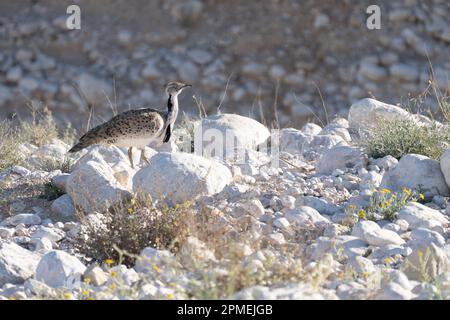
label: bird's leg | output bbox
[140,149,150,166]
[128,147,134,169]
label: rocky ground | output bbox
[1,97,450,300]
[0,0,449,128]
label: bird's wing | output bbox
[69,108,165,152]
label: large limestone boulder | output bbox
[380,154,449,196]
[133,152,232,204]
[67,146,134,213]
[0,242,41,286]
[398,202,449,230]
[194,114,270,156]
[35,250,86,288]
[348,98,434,132]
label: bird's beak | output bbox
[183,84,192,88]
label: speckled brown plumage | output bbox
[68,81,191,168]
[68,108,165,152]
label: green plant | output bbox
[357,118,450,160]
[347,187,424,222]
[75,197,200,266]
[39,182,65,201]
[0,120,23,171]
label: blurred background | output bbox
[0,0,449,130]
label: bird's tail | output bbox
[68,127,102,153]
[68,142,88,153]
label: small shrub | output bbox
[357,118,450,160]
[39,182,65,201]
[75,197,201,266]
[0,120,22,171]
[347,187,423,222]
[31,156,74,173]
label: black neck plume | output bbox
[167,95,173,113]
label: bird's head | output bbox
[165,81,191,96]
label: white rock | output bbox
[0,242,40,286]
[348,98,410,132]
[310,235,368,260]
[302,123,322,135]
[31,237,53,253]
[273,217,290,229]
[347,256,376,275]
[134,247,175,273]
[1,214,41,227]
[195,114,270,155]
[241,199,265,217]
[51,173,70,193]
[50,195,77,222]
[398,202,448,229]
[31,226,65,244]
[410,228,446,247]
[351,220,380,239]
[32,140,69,158]
[380,154,449,196]
[297,196,338,215]
[35,250,86,288]
[316,146,366,175]
[133,152,232,204]
[67,156,132,213]
[364,229,405,247]
[0,227,15,239]
[439,148,450,189]
[360,171,382,190]
[307,134,347,155]
[83,265,108,286]
[373,155,398,171]
[352,220,405,246]
[376,283,415,300]
[280,195,296,209]
[24,279,55,297]
[285,206,330,227]
[178,236,216,268]
[279,128,313,154]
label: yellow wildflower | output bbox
[402,187,411,195]
[82,290,90,296]
[348,204,356,210]
[167,293,174,299]
[63,293,72,299]
[418,193,425,200]
[83,277,91,284]
[110,271,117,277]
[381,188,391,194]
[152,265,161,273]
[127,207,133,214]
[417,249,423,259]
[383,257,392,264]
[105,259,113,265]
[358,209,366,220]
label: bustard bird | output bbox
[68,81,191,168]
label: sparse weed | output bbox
[347,187,423,222]
[357,118,450,160]
[75,196,202,266]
